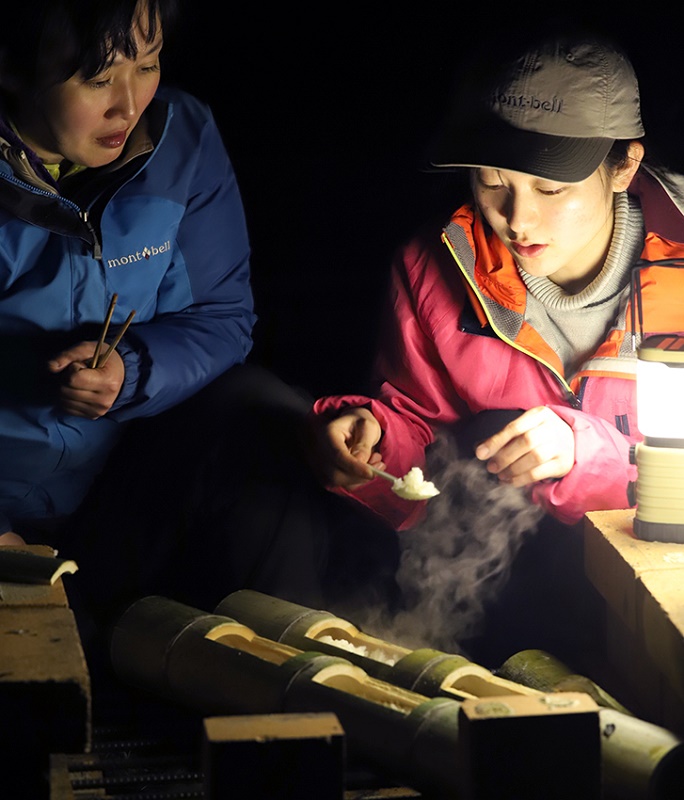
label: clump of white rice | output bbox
[392,467,440,501]
[317,635,400,665]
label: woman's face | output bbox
[12,17,162,169]
[472,159,636,293]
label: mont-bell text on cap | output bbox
[489,41,644,140]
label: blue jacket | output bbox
[0,86,255,532]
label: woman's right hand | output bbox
[306,406,384,489]
[0,531,27,546]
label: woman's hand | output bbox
[48,342,125,419]
[307,407,385,489]
[0,531,26,546]
[474,406,575,486]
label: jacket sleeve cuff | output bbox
[107,338,144,413]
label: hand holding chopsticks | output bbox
[90,294,136,369]
[46,294,135,418]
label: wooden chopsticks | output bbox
[90,294,136,368]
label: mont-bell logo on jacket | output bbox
[106,240,171,269]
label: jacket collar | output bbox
[0,95,167,192]
[628,166,684,245]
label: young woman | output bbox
[0,0,255,549]
[0,0,362,647]
[0,0,292,639]
[305,34,684,661]
[308,34,684,529]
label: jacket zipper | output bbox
[0,168,102,259]
[444,236,581,408]
[80,210,102,260]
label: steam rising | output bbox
[352,433,544,657]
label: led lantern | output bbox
[631,335,684,543]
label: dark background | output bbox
[164,3,684,398]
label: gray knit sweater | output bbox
[518,192,644,377]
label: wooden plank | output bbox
[203,712,346,799]
[584,510,684,729]
[0,606,91,755]
[603,605,684,732]
[0,606,88,683]
[458,693,601,799]
[0,549,91,796]
[49,754,77,800]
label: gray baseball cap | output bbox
[427,38,645,182]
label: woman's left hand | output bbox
[474,405,575,486]
[47,342,125,419]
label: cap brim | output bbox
[426,115,614,183]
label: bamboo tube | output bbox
[216,591,539,700]
[498,649,632,715]
[110,595,469,798]
[216,591,684,800]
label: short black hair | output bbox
[1,0,180,89]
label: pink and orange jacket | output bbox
[312,167,684,530]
